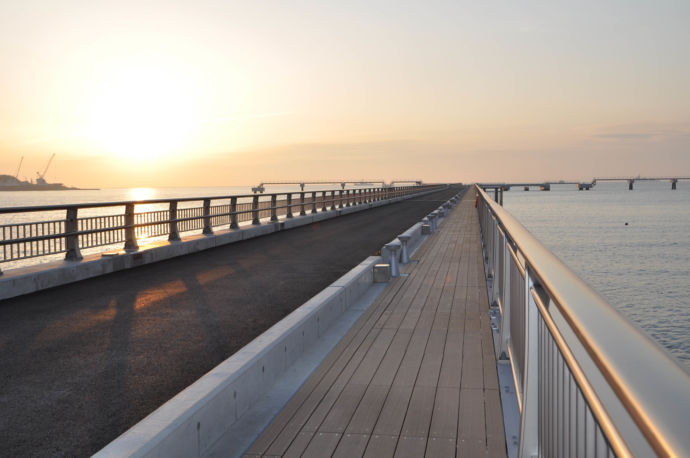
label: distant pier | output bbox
[480,175,689,194]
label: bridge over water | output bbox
[1,183,688,457]
[481,176,690,193]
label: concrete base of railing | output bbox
[0,188,445,301]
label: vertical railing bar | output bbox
[203,199,213,235]
[252,195,260,225]
[230,197,238,229]
[270,194,278,222]
[286,193,293,218]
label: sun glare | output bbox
[85,65,200,160]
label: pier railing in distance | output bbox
[0,185,442,273]
[475,184,690,457]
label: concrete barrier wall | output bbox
[0,187,446,301]
[94,255,380,458]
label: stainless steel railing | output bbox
[0,185,442,273]
[475,184,690,457]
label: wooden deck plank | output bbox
[301,432,342,458]
[425,436,456,457]
[372,384,414,436]
[429,387,460,438]
[282,431,313,458]
[400,385,436,437]
[458,388,486,444]
[394,436,427,458]
[348,328,397,385]
[486,388,508,458]
[333,433,370,458]
[344,384,389,434]
[437,330,463,388]
[460,334,484,390]
[390,328,431,387]
[364,434,398,458]
[415,329,446,387]
[370,329,413,386]
[318,383,368,433]
[246,191,507,457]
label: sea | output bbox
[1,182,688,369]
[503,180,690,370]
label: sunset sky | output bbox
[1,1,689,187]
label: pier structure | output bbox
[593,176,690,190]
[0,184,458,456]
[252,181,424,193]
[252,180,386,193]
[482,176,690,192]
[2,183,689,457]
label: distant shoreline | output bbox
[0,185,99,191]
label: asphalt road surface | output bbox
[0,185,465,457]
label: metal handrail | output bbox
[0,185,444,270]
[0,186,396,213]
[475,184,690,456]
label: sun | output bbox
[84,65,200,160]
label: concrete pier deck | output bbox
[0,186,461,457]
[245,192,505,457]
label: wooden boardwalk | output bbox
[245,192,506,457]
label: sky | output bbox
[1,0,689,188]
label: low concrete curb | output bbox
[0,187,446,301]
[380,189,465,266]
[94,255,381,458]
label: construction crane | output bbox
[36,153,55,185]
[14,156,23,178]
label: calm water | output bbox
[503,181,690,369]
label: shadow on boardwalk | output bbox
[0,186,463,457]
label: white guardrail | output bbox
[475,184,690,457]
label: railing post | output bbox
[202,199,213,235]
[339,190,344,209]
[346,190,351,207]
[330,191,336,210]
[270,194,278,222]
[230,197,238,229]
[252,195,260,225]
[286,193,293,218]
[300,192,306,216]
[124,203,138,251]
[64,207,83,261]
[384,242,401,277]
[498,237,512,360]
[321,191,327,212]
[169,201,180,241]
[311,192,318,214]
[492,219,500,303]
[519,267,539,458]
[398,234,411,264]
